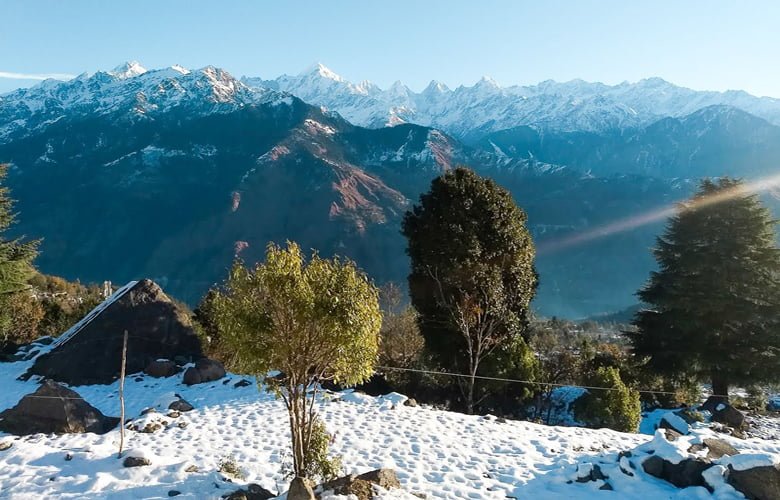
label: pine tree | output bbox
[402,167,537,413]
[628,178,780,400]
[0,164,39,295]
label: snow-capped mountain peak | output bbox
[109,60,147,79]
[300,62,344,82]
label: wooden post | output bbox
[118,330,128,458]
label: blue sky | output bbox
[2,0,779,96]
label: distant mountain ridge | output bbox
[1,62,778,318]
[242,63,780,139]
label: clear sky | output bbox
[2,0,779,96]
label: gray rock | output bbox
[642,455,712,488]
[712,404,747,430]
[123,456,151,467]
[702,438,739,459]
[727,464,780,500]
[0,380,118,435]
[168,398,194,412]
[223,483,274,500]
[0,441,12,451]
[145,359,180,378]
[287,477,315,500]
[183,358,226,385]
[403,398,418,407]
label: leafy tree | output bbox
[575,366,641,432]
[402,167,537,413]
[206,242,381,480]
[629,178,780,401]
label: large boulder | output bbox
[0,380,119,435]
[223,484,275,500]
[727,464,780,499]
[28,280,203,385]
[712,404,747,430]
[642,455,712,488]
[183,358,226,385]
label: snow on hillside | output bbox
[2,352,780,499]
[242,64,780,137]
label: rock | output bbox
[0,380,119,435]
[123,456,151,467]
[183,358,226,386]
[288,477,315,500]
[599,482,614,491]
[28,280,204,385]
[145,359,180,378]
[727,464,780,500]
[712,404,747,430]
[403,398,418,407]
[659,412,690,435]
[700,396,726,413]
[317,469,401,500]
[355,469,401,490]
[0,441,12,451]
[702,438,739,459]
[234,379,252,388]
[642,455,712,488]
[64,453,73,461]
[663,428,684,441]
[168,491,181,497]
[223,484,275,500]
[168,398,194,412]
[140,407,158,415]
[576,463,607,483]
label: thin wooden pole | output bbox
[118,329,128,458]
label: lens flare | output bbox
[537,173,780,255]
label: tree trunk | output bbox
[466,373,475,415]
[711,371,729,403]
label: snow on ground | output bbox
[1,354,780,499]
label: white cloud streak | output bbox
[0,71,76,81]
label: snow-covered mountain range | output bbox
[0,62,285,142]
[244,63,780,139]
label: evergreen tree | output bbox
[402,167,537,413]
[0,164,39,295]
[628,178,780,400]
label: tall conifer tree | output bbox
[629,178,780,400]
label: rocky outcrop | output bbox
[183,358,226,385]
[28,280,203,385]
[0,380,118,435]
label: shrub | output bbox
[575,366,641,433]
[0,290,44,352]
[218,455,245,480]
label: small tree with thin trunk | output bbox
[402,167,537,414]
[207,242,381,480]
